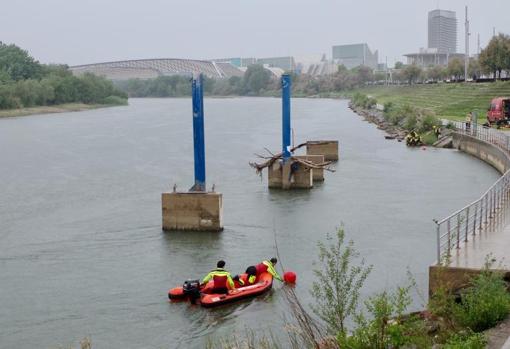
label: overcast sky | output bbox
[1,0,508,66]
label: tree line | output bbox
[0,42,127,110]
[393,33,510,84]
[115,64,377,98]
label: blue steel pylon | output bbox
[281,74,291,162]
[190,74,206,192]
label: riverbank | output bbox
[0,101,128,118]
[349,81,510,121]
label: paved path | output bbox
[450,222,510,270]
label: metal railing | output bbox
[435,121,510,264]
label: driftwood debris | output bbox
[249,142,335,174]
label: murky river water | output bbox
[0,98,500,348]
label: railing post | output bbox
[456,214,461,249]
[473,202,477,235]
[465,207,469,242]
[485,195,489,225]
[447,218,451,256]
[436,222,441,264]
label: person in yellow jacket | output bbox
[255,258,283,282]
[201,260,235,294]
[234,265,258,286]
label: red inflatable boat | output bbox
[168,272,273,307]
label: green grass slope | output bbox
[352,81,510,121]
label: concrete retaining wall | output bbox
[452,132,510,174]
[429,132,510,295]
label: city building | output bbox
[404,48,464,68]
[331,43,379,70]
[403,9,462,68]
[213,56,295,72]
[428,9,458,53]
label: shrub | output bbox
[403,115,418,130]
[365,97,377,109]
[418,114,441,133]
[339,284,430,349]
[383,101,394,114]
[311,228,372,335]
[100,95,128,105]
[453,268,510,332]
[421,132,438,145]
[443,332,487,349]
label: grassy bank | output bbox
[0,100,127,118]
[350,81,510,121]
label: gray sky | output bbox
[1,0,508,66]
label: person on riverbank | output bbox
[201,260,235,294]
[466,112,472,132]
[256,258,283,282]
[433,125,441,138]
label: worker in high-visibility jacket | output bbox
[201,260,235,294]
[235,265,258,286]
[255,258,283,282]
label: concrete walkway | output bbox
[449,223,510,270]
[449,223,510,348]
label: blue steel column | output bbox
[191,74,206,191]
[281,74,291,162]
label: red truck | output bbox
[487,97,510,125]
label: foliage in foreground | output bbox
[208,227,510,349]
[443,331,487,349]
[453,267,510,332]
[311,228,372,335]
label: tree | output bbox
[242,64,271,95]
[447,58,464,81]
[468,58,481,80]
[394,61,405,69]
[354,65,374,85]
[427,65,444,81]
[311,228,373,335]
[0,42,43,81]
[402,64,422,84]
[479,33,510,79]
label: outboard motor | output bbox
[182,279,201,304]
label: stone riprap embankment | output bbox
[349,102,409,142]
[348,102,453,148]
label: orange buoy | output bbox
[284,271,297,284]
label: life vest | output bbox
[202,268,234,289]
[255,262,268,275]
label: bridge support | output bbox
[162,74,223,231]
[267,74,313,189]
[306,141,339,161]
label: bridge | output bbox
[430,121,510,294]
[70,59,244,80]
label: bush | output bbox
[418,113,441,133]
[443,332,487,349]
[339,285,430,349]
[100,95,128,105]
[383,101,394,114]
[453,269,510,332]
[403,115,418,130]
[311,228,372,335]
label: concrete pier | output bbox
[306,140,339,161]
[162,192,223,231]
[294,155,325,181]
[268,160,313,189]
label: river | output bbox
[0,98,500,348]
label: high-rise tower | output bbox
[428,9,457,53]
